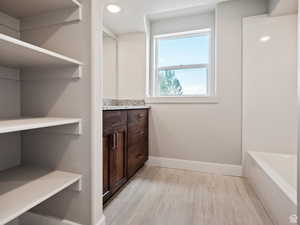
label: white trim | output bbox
[19,212,83,225]
[153,36,159,95]
[144,15,151,98]
[16,209,106,225]
[145,96,220,104]
[158,64,208,71]
[147,156,242,176]
[96,216,106,225]
[153,28,211,39]
[103,26,118,40]
[91,0,103,224]
[207,21,213,96]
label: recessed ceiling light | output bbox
[260,36,271,43]
[107,4,122,14]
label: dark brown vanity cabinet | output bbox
[103,109,149,203]
[103,111,128,202]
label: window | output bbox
[151,29,214,99]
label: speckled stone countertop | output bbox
[102,105,151,111]
[102,99,150,111]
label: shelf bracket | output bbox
[69,176,82,192]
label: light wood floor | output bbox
[104,166,274,225]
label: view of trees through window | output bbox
[159,70,183,96]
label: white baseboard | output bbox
[147,156,242,177]
[19,212,82,225]
[18,212,106,225]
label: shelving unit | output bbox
[0,0,82,32]
[0,166,82,225]
[0,0,81,18]
[0,118,81,134]
[0,0,86,223]
[0,33,82,69]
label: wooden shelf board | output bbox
[0,33,82,68]
[0,166,81,225]
[0,117,81,134]
[0,0,81,18]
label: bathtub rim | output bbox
[247,151,297,206]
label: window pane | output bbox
[158,34,209,67]
[159,68,208,96]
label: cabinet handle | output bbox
[111,133,116,150]
[111,132,119,150]
[115,132,118,149]
[111,134,114,150]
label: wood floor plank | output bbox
[104,166,274,225]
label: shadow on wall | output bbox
[21,21,83,61]
[21,79,81,118]
[21,133,81,220]
[268,0,280,12]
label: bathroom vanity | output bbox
[102,107,150,204]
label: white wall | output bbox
[148,0,268,165]
[269,0,298,16]
[102,32,146,100]
[151,12,214,35]
[117,33,146,99]
[103,35,118,99]
[243,14,298,155]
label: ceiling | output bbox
[103,0,227,35]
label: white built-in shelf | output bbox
[0,117,81,134]
[0,33,82,69]
[0,166,82,225]
[0,0,81,18]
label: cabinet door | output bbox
[110,126,127,192]
[103,133,112,201]
[127,138,148,178]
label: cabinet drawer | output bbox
[128,109,148,125]
[128,139,148,178]
[128,122,148,146]
[103,111,127,131]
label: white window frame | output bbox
[147,29,218,104]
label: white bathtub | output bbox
[245,151,297,225]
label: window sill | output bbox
[145,96,220,104]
